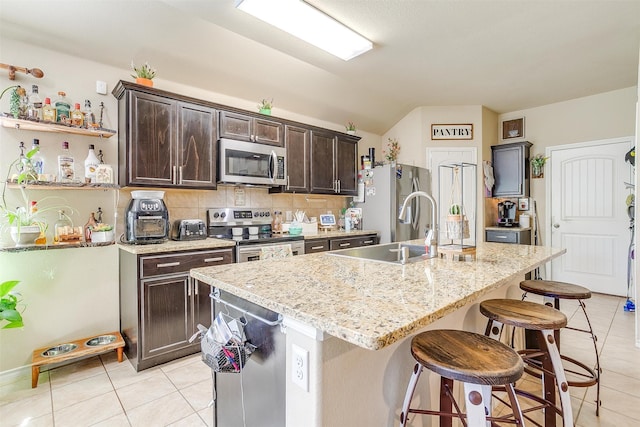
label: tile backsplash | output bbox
[116,186,349,234]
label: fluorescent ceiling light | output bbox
[236,0,373,61]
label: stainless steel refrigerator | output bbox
[356,163,432,244]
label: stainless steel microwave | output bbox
[218,138,287,186]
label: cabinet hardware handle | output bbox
[172,165,177,185]
[157,261,180,267]
[495,236,507,239]
[337,180,341,193]
[363,240,374,244]
[188,279,192,296]
[339,243,350,247]
[194,282,199,295]
[179,166,183,184]
[311,246,324,250]
[204,257,224,263]
[286,175,290,190]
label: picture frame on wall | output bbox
[502,118,525,140]
[517,197,530,211]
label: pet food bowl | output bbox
[85,335,118,347]
[41,343,77,357]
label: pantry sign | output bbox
[431,124,473,140]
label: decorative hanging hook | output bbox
[0,63,45,80]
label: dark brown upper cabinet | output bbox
[219,110,283,146]
[283,125,310,192]
[113,81,217,189]
[491,141,532,197]
[310,131,358,196]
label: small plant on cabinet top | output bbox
[257,98,273,113]
[346,121,356,133]
[130,61,156,79]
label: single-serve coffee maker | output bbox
[497,200,517,227]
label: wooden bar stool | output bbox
[480,299,574,427]
[520,279,601,415]
[400,329,526,427]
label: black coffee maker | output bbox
[497,201,517,227]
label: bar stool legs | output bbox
[400,329,526,427]
[520,279,601,415]
[480,299,574,427]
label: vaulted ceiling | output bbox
[1,0,639,134]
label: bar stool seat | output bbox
[480,299,574,427]
[520,279,601,415]
[401,329,526,427]
[520,280,591,300]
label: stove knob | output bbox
[220,212,226,219]
[266,211,271,217]
[213,212,220,218]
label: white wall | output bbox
[382,105,488,236]
[498,87,638,246]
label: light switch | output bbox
[96,81,107,95]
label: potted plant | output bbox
[131,61,156,87]
[0,85,23,118]
[531,154,548,178]
[89,223,115,243]
[345,121,356,135]
[1,144,71,246]
[0,280,24,328]
[257,98,273,115]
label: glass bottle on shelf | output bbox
[70,103,84,127]
[84,144,99,183]
[42,97,56,123]
[58,141,75,182]
[17,87,28,119]
[54,91,71,124]
[54,210,72,244]
[30,138,45,176]
[83,100,95,128]
[27,85,43,120]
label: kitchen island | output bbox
[191,241,565,426]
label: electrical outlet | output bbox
[292,344,309,391]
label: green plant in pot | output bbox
[131,61,156,87]
[345,121,356,135]
[1,143,71,246]
[0,280,24,328]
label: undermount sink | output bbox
[328,242,429,265]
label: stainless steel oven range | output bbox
[207,208,304,262]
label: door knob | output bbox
[553,223,560,229]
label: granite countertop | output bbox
[117,238,236,254]
[191,241,565,351]
[117,231,378,254]
[302,229,378,239]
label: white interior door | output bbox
[549,137,633,296]
[427,147,477,245]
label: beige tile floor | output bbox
[1,293,639,426]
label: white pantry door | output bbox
[549,137,633,296]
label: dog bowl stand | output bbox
[31,331,124,388]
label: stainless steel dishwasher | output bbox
[211,288,285,427]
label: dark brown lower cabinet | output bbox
[119,247,233,371]
[304,234,379,253]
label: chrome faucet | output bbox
[398,191,438,258]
